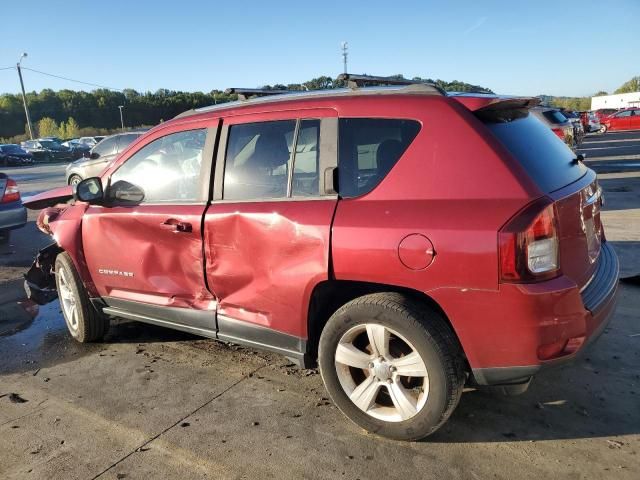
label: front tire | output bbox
[599,124,607,134]
[68,174,82,186]
[319,293,465,441]
[55,252,109,342]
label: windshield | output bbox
[480,110,587,193]
[39,140,60,148]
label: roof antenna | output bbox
[341,41,348,75]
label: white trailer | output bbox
[591,92,640,110]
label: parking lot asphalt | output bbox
[1,133,639,479]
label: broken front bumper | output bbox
[24,243,62,305]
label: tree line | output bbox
[546,75,640,112]
[0,75,492,143]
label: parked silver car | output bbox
[65,132,144,185]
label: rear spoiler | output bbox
[450,94,540,112]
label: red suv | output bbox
[24,78,619,441]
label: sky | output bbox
[0,0,638,97]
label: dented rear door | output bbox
[203,110,338,345]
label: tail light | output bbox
[1,179,21,203]
[551,127,566,140]
[499,198,560,283]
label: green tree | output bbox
[37,117,59,138]
[593,90,608,96]
[614,76,640,94]
[59,117,79,138]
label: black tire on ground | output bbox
[599,125,607,134]
[0,229,9,245]
[318,292,465,441]
[54,252,109,342]
[68,174,82,186]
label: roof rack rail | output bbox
[224,88,296,101]
[336,73,446,95]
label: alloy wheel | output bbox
[334,323,430,422]
[58,267,79,332]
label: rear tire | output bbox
[55,252,109,342]
[318,292,465,441]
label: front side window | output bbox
[616,110,632,118]
[109,129,206,203]
[338,118,421,198]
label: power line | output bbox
[20,66,123,91]
[0,66,16,71]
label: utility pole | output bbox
[17,53,34,139]
[118,105,125,131]
[341,42,348,74]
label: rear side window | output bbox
[116,134,140,153]
[223,120,296,200]
[542,110,568,124]
[338,119,421,198]
[93,136,118,156]
[223,119,322,200]
[482,111,587,193]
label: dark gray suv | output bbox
[65,132,145,185]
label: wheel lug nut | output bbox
[386,379,393,384]
[390,366,396,372]
[368,362,374,369]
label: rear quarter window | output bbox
[338,118,420,198]
[481,111,587,193]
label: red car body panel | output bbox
[24,89,618,385]
[23,186,73,210]
[203,200,336,336]
[82,204,215,309]
[603,108,640,131]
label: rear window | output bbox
[338,118,421,197]
[542,110,568,124]
[481,111,587,193]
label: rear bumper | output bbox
[467,242,619,385]
[0,201,28,230]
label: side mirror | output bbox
[109,180,145,205]
[74,177,104,204]
[90,151,100,160]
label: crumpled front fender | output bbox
[22,186,73,210]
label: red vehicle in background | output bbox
[600,107,640,133]
[22,75,619,441]
[593,108,618,122]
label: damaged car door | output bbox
[203,112,338,361]
[82,125,218,332]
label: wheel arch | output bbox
[306,279,466,368]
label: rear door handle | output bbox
[161,219,192,233]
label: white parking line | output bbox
[582,138,640,145]
[579,145,640,151]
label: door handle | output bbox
[161,219,193,233]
